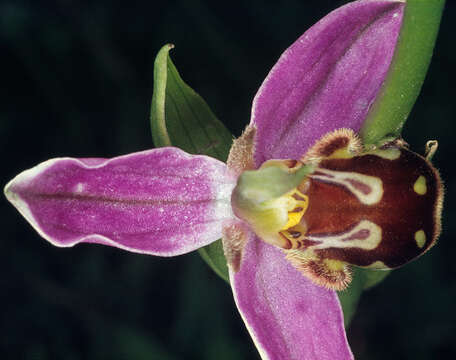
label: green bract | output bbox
[150,44,232,281]
[360,0,446,144]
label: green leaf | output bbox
[360,0,445,145]
[338,268,390,327]
[338,269,365,328]
[150,44,173,147]
[198,239,229,282]
[150,44,233,282]
[362,268,391,290]
[150,44,233,160]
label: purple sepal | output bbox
[5,147,236,256]
[231,234,353,360]
[251,0,404,166]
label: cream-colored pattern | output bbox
[310,168,384,205]
[306,220,382,251]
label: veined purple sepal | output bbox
[251,0,405,166]
[5,148,236,256]
[230,235,353,360]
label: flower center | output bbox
[231,159,314,248]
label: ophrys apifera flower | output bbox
[6,1,445,359]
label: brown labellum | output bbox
[282,129,444,290]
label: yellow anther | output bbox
[282,191,309,231]
[284,212,304,229]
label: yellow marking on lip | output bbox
[364,260,389,270]
[413,175,427,195]
[328,148,353,159]
[369,148,401,160]
[324,259,347,272]
[415,230,426,248]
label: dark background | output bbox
[1,1,455,359]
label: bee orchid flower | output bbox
[7,0,442,359]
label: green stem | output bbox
[360,0,445,145]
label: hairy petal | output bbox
[5,148,236,256]
[230,236,353,360]
[251,0,404,166]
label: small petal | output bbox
[5,148,236,256]
[231,234,352,360]
[227,125,256,176]
[251,0,405,166]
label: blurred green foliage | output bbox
[1,1,455,359]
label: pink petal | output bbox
[231,234,353,360]
[251,0,404,166]
[5,147,236,256]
